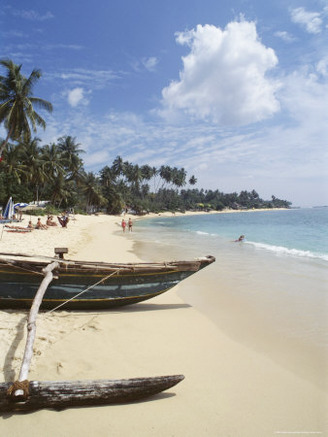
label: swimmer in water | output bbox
[235,235,245,242]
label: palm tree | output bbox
[80,172,106,213]
[112,155,125,177]
[57,135,84,180]
[20,137,47,202]
[0,142,25,184]
[50,173,72,207]
[121,161,134,187]
[140,164,153,181]
[100,165,115,188]
[151,166,161,193]
[116,178,130,196]
[126,164,143,193]
[0,59,53,156]
[159,165,172,189]
[172,167,186,189]
[41,143,65,180]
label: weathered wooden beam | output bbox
[0,375,184,412]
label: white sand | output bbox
[0,213,327,436]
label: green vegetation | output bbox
[0,139,291,214]
[0,59,291,214]
[0,59,53,156]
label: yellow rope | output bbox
[46,269,120,313]
[7,380,30,398]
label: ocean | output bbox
[133,208,328,388]
[135,207,328,262]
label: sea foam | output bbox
[247,241,328,262]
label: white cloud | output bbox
[316,58,328,76]
[52,68,120,90]
[47,44,83,50]
[274,31,296,43]
[160,20,280,126]
[67,87,89,107]
[142,57,159,72]
[131,57,159,73]
[2,30,26,38]
[290,7,322,34]
[39,40,328,207]
[279,67,328,131]
[12,9,54,21]
[41,84,328,206]
[87,150,111,167]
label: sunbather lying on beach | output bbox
[5,224,32,232]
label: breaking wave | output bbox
[247,241,328,262]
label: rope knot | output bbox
[7,380,30,399]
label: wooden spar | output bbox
[2,260,185,411]
[0,375,184,412]
[0,251,215,271]
[12,261,59,399]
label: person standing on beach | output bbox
[128,218,133,232]
[121,219,126,232]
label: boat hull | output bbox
[0,256,215,310]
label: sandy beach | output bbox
[0,213,327,436]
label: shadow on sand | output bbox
[2,314,27,382]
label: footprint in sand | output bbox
[86,323,100,331]
[56,362,63,374]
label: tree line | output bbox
[0,59,292,214]
[0,137,291,214]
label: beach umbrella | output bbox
[3,197,14,219]
[14,203,29,210]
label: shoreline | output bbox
[0,213,327,436]
[133,233,328,389]
[135,206,290,220]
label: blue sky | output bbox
[1,0,327,206]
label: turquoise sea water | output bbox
[136,207,328,263]
[132,208,328,386]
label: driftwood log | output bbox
[0,375,184,412]
[12,262,59,399]
[1,261,185,412]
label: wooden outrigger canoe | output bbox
[0,251,215,310]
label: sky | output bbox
[0,0,327,207]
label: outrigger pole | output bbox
[0,261,184,412]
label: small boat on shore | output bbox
[0,251,215,310]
